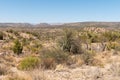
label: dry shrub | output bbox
[93,51,112,66]
[81,50,95,65]
[67,55,84,67]
[41,58,56,69]
[0,64,8,75]
[91,58,104,67]
[40,48,69,69]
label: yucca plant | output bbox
[58,28,82,54]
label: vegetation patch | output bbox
[40,48,69,69]
[13,39,23,55]
[18,56,40,70]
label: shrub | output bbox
[0,32,3,40]
[41,57,56,69]
[91,58,104,67]
[86,32,100,43]
[81,50,95,65]
[13,39,23,55]
[0,65,7,75]
[106,42,120,51]
[70,40,82,54]
[40,48,69,69]
[8,35,14,40]
[78,32,90,43]
[7,29,13,33]
[22,38,30,46]
[102,31,120,42]
[30,41,42,53]
[58,28,82,54]
[18,56,40,70]
[13,31,19,36]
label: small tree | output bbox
[13,39,23,55]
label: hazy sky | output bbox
[0,0,120,23]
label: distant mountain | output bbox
[0,22,120,28]
[35,23,51,27]
[63,22,120,28]
[0,23,33,27]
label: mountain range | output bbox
[0,22,120,28]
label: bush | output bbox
[86,32,100,43]
[102,31,120,42]
[30,41,42,53]
[106,42,120,51]
[58,28,82,54]
[18,56,40,70]
[0,65,7,75]
[41,57,56,69]
[40,48,69,69]
[0,32,3,40]
[6,29,13,33]
[81,50,95,65]
[13,39,23,55]
[22,38,30,46]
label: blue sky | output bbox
[0,0,120,23]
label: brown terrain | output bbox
[0,22,120,80]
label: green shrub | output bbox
[58,28,82,54]
[59,29,74,52]
[102,31,120,42]
[13,39,23,55]
[86,32,100,43]
[106,42,120,51]
[18,56,40,70]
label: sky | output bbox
[0,0,120,23]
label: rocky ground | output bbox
[0,53,120,80]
